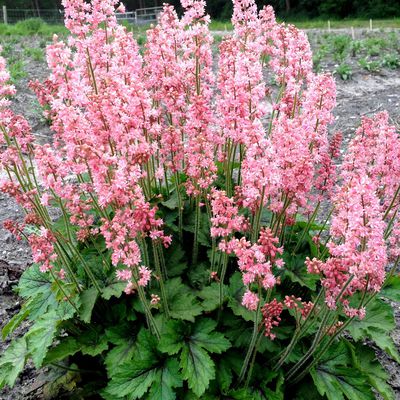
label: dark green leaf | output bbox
[105,329,182,400]
[184,212,211,247]
[79,287,98,323]
[282,253,319,290]
[105,341,137,374]
[181,343,215,397]
[346,298,400,362]
[227,272,255,322]
[310,341,375,400]
[44,337,81,364]
[25,291,56,320]
[160,319,230,397]
[227,388,266,400]
[165,244,187,277]
[158,320,186,355]
[190,318,231,354]
[162,192,179,210]
[165,278,202,322]
[261,371,284,400]
[26,311,59,367]
[101,281,126,300]
[18,264,77,321]
[105,358,159,399]
[187,261,210,288]
[79,329,109,356]
[1,306,29,340]
[353,344,395,400]
[104,324,137,373]
[293,220,323,231]
[18,263,51,298]
[0,337,27,389]
[198,282,227,312]
[381,275,400,302]
[148,358,183,400]
[216,358,233,392]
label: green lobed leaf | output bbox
[26,311,59,367]
[158,320,186,355]
[310,341,375,400]
[198,282,228,312]
[17,264,78,321]
[381,275,400,302]
[164,243,187,277]
[293,377,324,400]
[187,261,210,288]
[147,358,183,400]
[227,388,266,400]
[190,318,231,354]
[105,341,137,374]
[79,287,99,323]
[105,358,159,399]
[104,324,138,374]
[1,305,29,340]
[18,263,52,298]
[161,191,180,210]
[184,212,211,247]
[180,343,215,397]
[44,337,81,365]
[216,358,233,392]
[25,291,56,320]
[159,319,231,397]
[0,337,27,389]
[79,329,109,357]
[227,272,255,322]
[346,297,400,363]
[261,372,285,400]
[105,328,182,399]
[165,278,202,322]
[101,281,126,300]
[281,253,319,290]
[353,344,395,400]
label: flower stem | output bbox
[292,202,320,254]
[239,286,262,384]
[219,251,229,310]
[192,196,201,266]
[152,242,170,319]
[137,285,160,340]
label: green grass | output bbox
[207,18,400,31]
[0,17,399,39]
[208,20,232,31]
[0,19,67,37]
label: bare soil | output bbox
[1,31,400,399]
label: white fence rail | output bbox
[0,6,163,25]
[116,7,163,25]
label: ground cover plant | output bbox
[1,0,400,399]
[310,30,400,77]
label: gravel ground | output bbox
[0,31,400,399]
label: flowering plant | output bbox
[1,0,400,398]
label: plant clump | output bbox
[1,0,400,398]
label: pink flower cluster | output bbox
[220,227,283,315]
[261,299,283,340]
[210,189,248,237]
[308,112,400,316]
[0,0,398,333]
[28,228,58,272]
